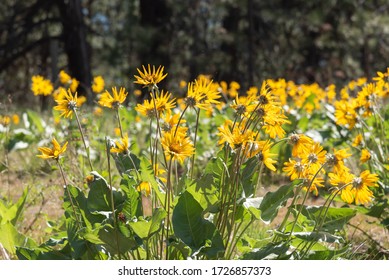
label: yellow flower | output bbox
[283,158,305,180]
[92,75,105,93]
[179,80,187,88]
[152,90,176,114]
[134,64,168,89]
[360,149,371,163]
[59,70,72,84]
[161,111,187,136]
[134,89,142,97]
[37,138,68,160]
[110,134,129,154]
[301,142,327,174]
[352,134,363,147]
[194,75,221,106]
[326,148,351,174]
[185,80,208,110]
[93,107,103,117]
[114,127,121,136]
[230,95,256,117]
[217,120,254,149]
[1,115,11,126]
[136,99,155,118]
[161,131,195,164]
[348,170,379,205]
[12,114,19,125]
[302,175,324,196]
[99,87,128,109]
[53,88,79,119]
[372,67,389,84]
[257,140,277,172]
[288,133,313,157]
[228,81,240,98]
[184,76,220,110]
[137,181,151,196]
[31,75,53,96]
[69,78,79,93]
[334,99,358,129]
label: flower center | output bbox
[308,153,318,163]
[67,101,77,110]
[352,177,363,189]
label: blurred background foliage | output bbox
[1,0,389,106]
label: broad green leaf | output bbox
[120,174,142,218]
[0,187,28,226]
[187,174,219,213]
[168,239,192,260]
[87,171,126,213]
[243,197,263,220]
[64,184,105,229]
[299,205,356,233]
[241,242,290,260]
[111,150,140,176]
[86,171,112,212]
[0,222,36,255]
[80,228,105,245]
[98,224,139,255]
[172,191,224,258]
[305,245,351,260]
[241,157,259,197]
[129,208,166,239]
[259,180,301,223]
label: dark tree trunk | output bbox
[247,0,254,87]
[56,0,92,102]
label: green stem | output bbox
[226,219,255,259]
[116,108,124,139]
[166,158,173,260]
[173,105,189,137]
[57,159,81,228]
[73,109,94,171]
[106,137,121,259]
[190,108,200,178]
[300,183,351,258]
[287,164,326,240]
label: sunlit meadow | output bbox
[0,66,388,260]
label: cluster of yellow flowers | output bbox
[0,114,19,126]
[34,65,386,206]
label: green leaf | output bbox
[241,157,259,197]
[86,171,112,212]
[299,205,356,233]
[129,208,166,239]
[98,224,139,255]
[292,231,344,243]
[111,150,140,176]
[0,187,28,226]
[305,245,350,260]
[0,222,36,255]
[187,174,219,213]
[87,171,126,213]
[243,197,263,220]
[120,174,142,218]
[63,184,105,229]
[172,191,224,258]
[241,242,290,260]
[26,110,45,133]
[259,180,300,223]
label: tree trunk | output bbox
[56,0,92,102]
